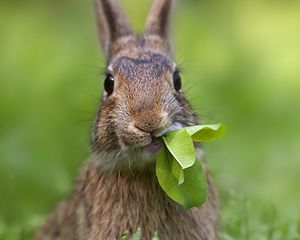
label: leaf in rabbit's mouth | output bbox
[144,137,163,154]
[156,123,225,209]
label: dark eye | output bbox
[173,71,182,92]
[104,74,114,95]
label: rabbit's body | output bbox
[37,0,218,239]
[37,158,217,240]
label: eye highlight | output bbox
[173,71,182,92]
[104,74,114,95]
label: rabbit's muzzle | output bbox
[133,107,164,133]
[119,108,170,152]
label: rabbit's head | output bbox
[92,0,197,170]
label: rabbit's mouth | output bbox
[142,122,184,154]
[143,137,163,154]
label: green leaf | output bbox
[131,228,142,240]
[156,147,208,209]
[171,156,184,185]
[120,230,129,240]
[155,123,224,209]
[163,129,195,169]
[185,123,225,142]
[152,231,159,240]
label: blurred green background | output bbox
[0,0,299,239]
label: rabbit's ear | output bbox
[144,0,173,49]
[93,0,132,59]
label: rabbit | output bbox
[36,0,218,239]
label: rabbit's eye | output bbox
[104,74,114,95]
[173,71,181,92]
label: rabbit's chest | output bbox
[82,169,213,240]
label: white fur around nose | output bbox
[153,122,183,137]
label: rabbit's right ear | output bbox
[93,0,132,60]
[144,0,173,51]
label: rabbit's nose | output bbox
[134,121,159,133]
[134,113,164,133]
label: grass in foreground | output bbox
[1,192,299,240]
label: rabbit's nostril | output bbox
[135,123,157,133]
[134,113,165,133]
[135,124,149,133]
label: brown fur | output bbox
[36,160,217,240]
[36,0,218,239]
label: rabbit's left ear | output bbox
[144,0,173,51]
[93,0,132,60]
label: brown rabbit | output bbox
[36,0,218,239]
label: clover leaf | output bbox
[156,124,224,209]
[162,129,195,169]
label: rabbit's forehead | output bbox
[109,51,175,80]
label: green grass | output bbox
[0,195,299,239]
[0,0,300,239]
[219,192,300,240]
